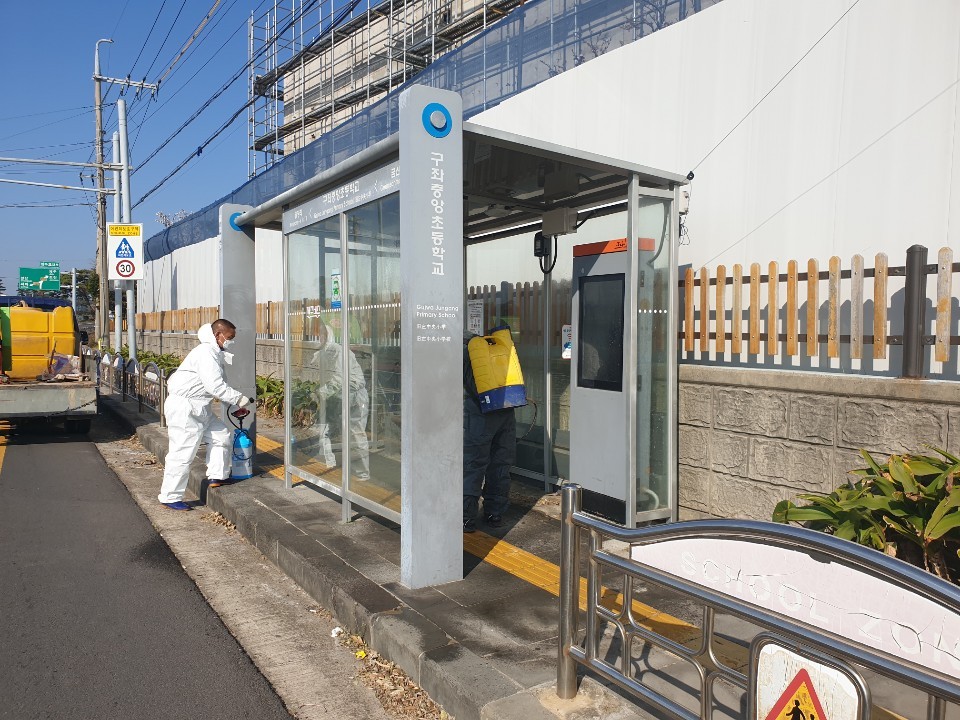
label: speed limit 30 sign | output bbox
[107,223,144,280]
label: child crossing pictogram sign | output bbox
[753,641,865,720]
[107,223,144,280]
[115,238,135,259]
[765,669,827,720]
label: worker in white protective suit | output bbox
[311,323,370,480]
[157,319,254,510]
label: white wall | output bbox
[139,236,220,312]
[139,227,284,312]
[473,0,960,271]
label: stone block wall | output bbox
[678,365,960,522]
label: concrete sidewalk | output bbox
[101,396,662,720]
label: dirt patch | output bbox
[335,630,447,720]
[200,511,239,534]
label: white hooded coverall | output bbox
[158,324,246,503]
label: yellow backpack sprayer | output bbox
[467,325,527,412]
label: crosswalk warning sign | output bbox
[115,238,135,259]
[754,641,863,720]
[765,669,827,720]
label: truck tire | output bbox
[65,418,92,434]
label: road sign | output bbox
[18,266,60,291]
[40,261,60,269]
[754,640,866,720]
[107,223,144,280]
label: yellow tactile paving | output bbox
[253,432,742,664]
[254,435,402,511]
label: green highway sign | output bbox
[19,266,61,291]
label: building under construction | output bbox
[248,0,717,177]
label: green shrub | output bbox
[773,447,960,583]
[256,374,285,417]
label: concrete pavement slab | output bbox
[101,395,673,720]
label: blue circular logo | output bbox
[229,212,243,231]
[422,103,452,138]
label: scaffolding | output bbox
[248,0,717,178]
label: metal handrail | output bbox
[557,484,960,720]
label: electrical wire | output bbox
[156,0,225,87]
[141,0,190,81]
[128,0,248,148]
[0,202,94,209]
[0,109,97,144]
[0,107,95,122]
[700,73,960,267]
[127,1,169,80]
[132,0,320,176]
[134,99,253,207]
[689,0,862,175]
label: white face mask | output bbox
[221,337,235,350]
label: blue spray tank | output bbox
[229,406,254,480]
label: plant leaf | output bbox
[860,449,886,477]
[929,445,960,464]
[889,456,919,495]
[783,507,838,523]
[926,512,960,541]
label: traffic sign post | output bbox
[19,266,61,291]
[107,224,144,281]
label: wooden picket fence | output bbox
[680,246,957,366]
[127,306,220,335]
[466,282,571,346]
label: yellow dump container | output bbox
[8,306,77,380]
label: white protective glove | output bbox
[238,396,252,408]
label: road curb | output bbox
[100,396,533,720]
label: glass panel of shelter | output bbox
[286,215,344,492]
[634,195,675,522]
[285,193,402,519]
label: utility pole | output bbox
[94,38,113,348]
[112,131,122,353]
[117,99,137,361]
[92,42,156,356]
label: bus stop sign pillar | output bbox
[399,86,464,588]
[219,204,258,446]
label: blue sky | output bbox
[0,1,264,292]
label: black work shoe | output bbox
[463,518,477,533]
[485,514,503,528]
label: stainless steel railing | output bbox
[557,483,960,720]
[85,348,167,428]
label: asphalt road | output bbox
[0,420,293,720]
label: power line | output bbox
[127,1,169,79]
[142,0,190,81]
[133,0,320,175]
[700,74,960,267]
[0,202,94,209]
[689,0,863,175]
[0,106,95,122]
[0,108,98,144]
[128,0,248,136]
[134,98,252,207]
[156,0,225,87]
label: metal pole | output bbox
[557,483,581,699]
[94,38,113,348]
[71,268,77,311]
[112,131,122,352]
[118,99,136,361]
[543,240,553,491]
[902,244,928,379]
